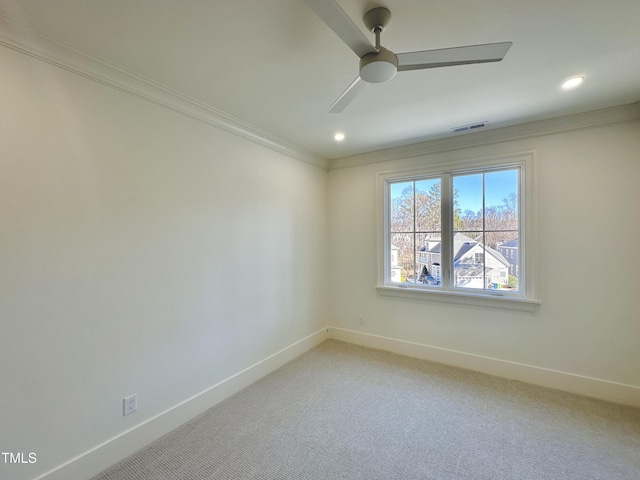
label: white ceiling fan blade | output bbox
[396,42,512,71]
[328,76,366,113]
[302,0,376,58]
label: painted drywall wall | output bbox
[0,44,328,480]
[328,121,640,389]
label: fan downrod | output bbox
[359,7,396,83]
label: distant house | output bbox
[497,239,519,276]
[417,233,510,289]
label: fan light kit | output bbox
[302,1,513,113]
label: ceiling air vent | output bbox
[451,121,488,133]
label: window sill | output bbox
[375,285,541,312]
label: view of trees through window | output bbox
[389,168,520,291]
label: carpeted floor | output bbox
[92,339,640,480]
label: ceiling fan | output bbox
[302,0,512,113]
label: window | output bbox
[377,152,538,309]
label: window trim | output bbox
[376,151,539,310]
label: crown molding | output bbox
[0,19,329,170]
[329,102,640,170]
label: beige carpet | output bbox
[92,339,640,479]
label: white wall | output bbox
[328,121,640,391]
[0,44,328,480]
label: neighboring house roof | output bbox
[454,240,475,260]
[498,239,518,248]
[487,247,510,267]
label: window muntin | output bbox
[383,158,528,300]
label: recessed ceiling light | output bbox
[334,132,345,142]
[562,76,584,90]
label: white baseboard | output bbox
[37,328,329,480]
[328,327,640,408]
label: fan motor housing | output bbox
[360,47,398,83]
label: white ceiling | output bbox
[1,0,639,161]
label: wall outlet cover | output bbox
[123,394,137,416]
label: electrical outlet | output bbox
[358,315,365,325]
[123,394,137,416]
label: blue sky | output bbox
[454,169,518,213]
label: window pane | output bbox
[390,182,414,232]
[453,174,483,232]
[453,232,514,291]
[454,232,485,289]
[496,235,519,291]
[415,178,441,232]
[485,169,518,231]
[416,232,441,285]
[390,233,414,283]
[484,169,519,291]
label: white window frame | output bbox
[376,151,540,312]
